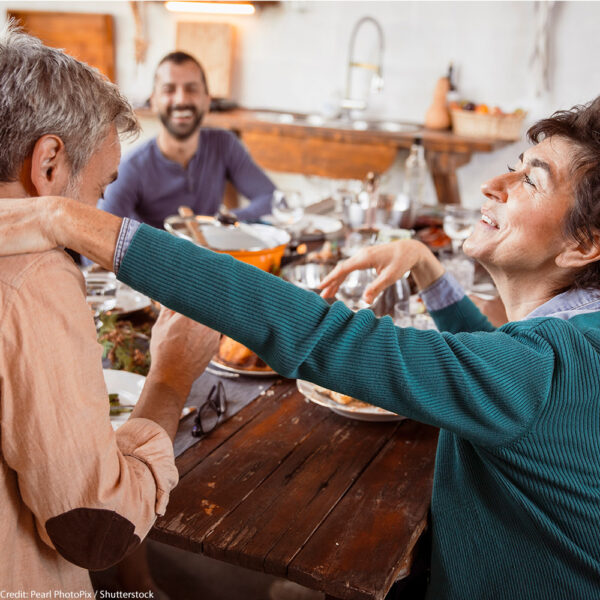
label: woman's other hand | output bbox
[320,239,444,304]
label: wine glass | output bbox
[443,205,480,254]
[271,190,304,227]
[335,268,381,311]
[84,271,118,318]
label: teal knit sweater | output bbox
[119,225,600,599]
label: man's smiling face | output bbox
[151,60,210,141]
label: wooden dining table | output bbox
[150,377,438,600]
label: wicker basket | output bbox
[450,109,526,141]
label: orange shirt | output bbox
[0,249,178,593]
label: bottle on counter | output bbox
[402,138,427,223]
[359,171,380,230]
[446,62,461,106]
[424,76,451,130]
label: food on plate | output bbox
[109,393,135,416]
[306,240,340,263]
[98,312,152,376]
[415,226,451,249]
[313,384,375,410]
[215,336,273,372]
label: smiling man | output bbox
[98,52,276,227]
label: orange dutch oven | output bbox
[164,214,291,274]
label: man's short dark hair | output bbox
[528,96,600,289]
[155,51,209,94]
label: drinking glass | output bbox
[271,190,304,226]
[336,268,380,311]
[443,205,480,254]
[84,272,117,317]
[439,250,475,292]
[393,302,413,328]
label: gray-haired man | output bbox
[0,24,219,593]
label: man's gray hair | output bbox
[0,22,139,182]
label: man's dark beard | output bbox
[159,104,204,141]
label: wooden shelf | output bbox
[137,107,512,204]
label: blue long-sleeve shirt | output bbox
[99,129,275,228]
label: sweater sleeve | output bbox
[118,225,554,447]
[421,272,496,333]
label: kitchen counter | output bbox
[138,107,514,205]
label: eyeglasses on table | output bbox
[191,380,227,438]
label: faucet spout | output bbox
[342,16,385,114]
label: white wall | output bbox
[3,1,600,207]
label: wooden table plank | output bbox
[151,382,329,551]
[152,380,438,600]
[174,379,294,478]
[287,420,438,600]
[202,389,403,575]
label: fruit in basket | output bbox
[450,101,526,140]
[452,101,524,117]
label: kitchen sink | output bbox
[252,111,419,134]
[349,119,418,133]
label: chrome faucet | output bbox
[341,16,385,115]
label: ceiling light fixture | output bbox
[165,1,255,15]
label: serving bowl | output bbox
[164,215,291,273]
[281,262,334,293]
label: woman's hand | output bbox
[0,196,62,255]
[0,196,122,270]
[320,239,444,304]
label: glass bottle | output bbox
[360,171,380,229]
[403,138,427,221]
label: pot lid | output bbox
[164,216,290,252]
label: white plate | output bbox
[262,214,343,240]
[103,369,146,430]
[115,287,151,313]
[209,359,278,378]
[297,379,404,422]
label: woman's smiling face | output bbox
[463,136,577,280]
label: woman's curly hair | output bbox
[527,96,600,289]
